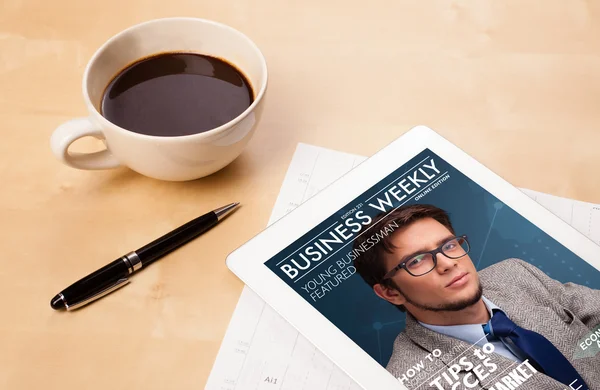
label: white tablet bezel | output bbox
[225,125,600,390]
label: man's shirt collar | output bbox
[418,296,498,347]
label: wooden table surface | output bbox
[1,1,599,389]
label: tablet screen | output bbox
[264,149,600,390]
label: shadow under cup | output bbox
[81,18,267,181]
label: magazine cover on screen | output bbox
[265,149,600,390]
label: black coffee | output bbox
[101,52,254,136]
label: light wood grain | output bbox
[1,1,599,389]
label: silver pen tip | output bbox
[214,202,241,220]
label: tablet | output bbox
[226,125,600,390]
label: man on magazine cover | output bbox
[353,204,600,390]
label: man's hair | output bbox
[352,204,455,310]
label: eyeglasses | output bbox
[382,235,470,279]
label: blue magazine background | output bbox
[265,149,600,367]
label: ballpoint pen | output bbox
[50,202,240,311]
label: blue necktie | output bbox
[488,310,588,390]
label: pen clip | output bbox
[65,277,130,311]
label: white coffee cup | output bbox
[50,17,268,181]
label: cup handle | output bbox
[50,117,121,170]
